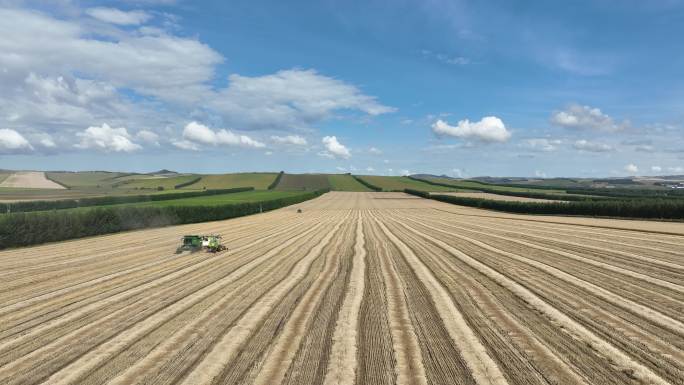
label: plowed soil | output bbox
[1,192,683,385]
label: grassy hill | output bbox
[116,175,200,190]
[275,174,331,191]
[328,174,372,192]
[46,171,132,188]
[356,176,458,192]
[181,173,278,190]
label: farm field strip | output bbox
[0,192,682,385]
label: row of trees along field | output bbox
[404,189,684,220]
[352,175,382,191]
[406,176,598,201]
[268,171,284,189]
[0,189,329,249]
[173,176,202,189]
[0,187,254,214]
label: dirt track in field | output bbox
[1,192,683,385]
[0,171,66,189]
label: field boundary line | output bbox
[251,214,354,385]
[323,212,367,385]
[372,215,509,385]
[367,211,428,385]
[430,207,684,237]
[399,214,684,335]
[41,215,337,385]
[179,212,349,385]
[393,218,673,385]
[406,213,684,295]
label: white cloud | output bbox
[368,146,382,155]
[432,116,511,143]
[0,8,222,105]
[182,121,265,149]
[33,132,56,149]
[624,164,639,174]
[171,139,199,151]
[270,135,307,145]
[85,7,151,25]
[524,138,561,152]
[75,123,142,152]
[635,145,654,152]
[535,170,547,178]
[400,169,411,176]
[210,69,394,130]
[573,139,613,152]
[137,130,159,145]
[551,104,628,132]
[366,166,375,172]
[0,128,33,153]
[668,166,684,174]
[651,166,662,173]
[321,135,351,159]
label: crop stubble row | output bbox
[0,192,682,385]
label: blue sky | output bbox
[0,0,683,177]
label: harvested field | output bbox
[439,191,562,203]
[1,192,683,385]
[0,172,65,189]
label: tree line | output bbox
[404,189,684,220]
[268,171,285,190]
[174,176,202,189]
[352,175,382,191]
[0,187,254,214]
[406,176,597,201]
[0,189,328,249]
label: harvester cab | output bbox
[176,235,202,254]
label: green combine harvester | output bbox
[176,235,227,254]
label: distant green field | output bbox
[328,174,372,192]
[46,171,132,188]
[276,174,331,191]
[118,175,200,190]
[58,190,304,212]
[182,173,278,190]
[359,176,458,192]
[424,177,576,195]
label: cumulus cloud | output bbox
[0,128,33,153]
[432,116,511,143]
[75,123,142,152]
[573,139,613,152]
[668,166,684,173]
[181,121,265,149]
[524,138,561,152]
[551,104,628,132]
[171,139,199,151]
[85,7,151,25]
[210,69,394,130]
[624,164,639,174]
[320,136,351,159]
[651,166,662,173]
[270,135,307,145]
[535,170,547,178]
[368,146,382,155]
[0,8,222,105]
[135,130,160,147]
[0,7,395,159]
